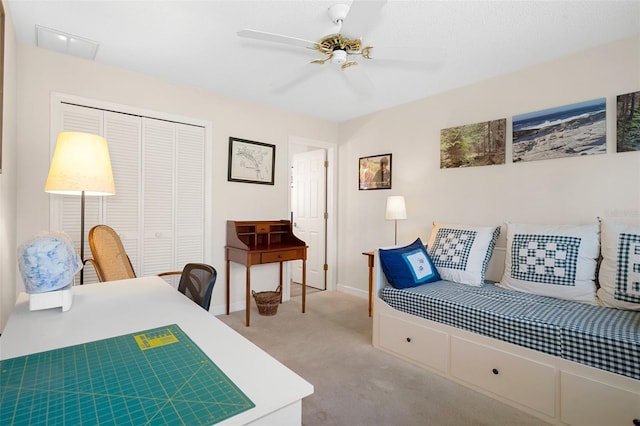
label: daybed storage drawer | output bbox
[379,313,448,373]
[560,371,640,426]
[450,337,556,417]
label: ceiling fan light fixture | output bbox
[331,49,347,65]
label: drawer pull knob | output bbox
[633,419,640,426]
[492,368,499,375]
[406,337,412,343]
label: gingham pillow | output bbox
[426,223,500,286]
[597,219,640,311]
[498,223,599,304]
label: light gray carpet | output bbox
[218,289,550,426]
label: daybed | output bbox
[372,222,640,426]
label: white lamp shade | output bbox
[45,132,116,196]
[385,196,407,220]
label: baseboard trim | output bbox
[212,285,367,315]
[336,284,368,299]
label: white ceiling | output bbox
[7,1,640,123]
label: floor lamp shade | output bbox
[45,132,116,285]
[45,132,115,196]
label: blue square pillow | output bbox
[379,238,441,289]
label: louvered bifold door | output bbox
[52,103,104,284]
[53,100,206,286]
[103,111,141,274]
[141,118,175,277]
[175,124,205,269]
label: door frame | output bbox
[288,136,337,293]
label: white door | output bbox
[291,149,326,290]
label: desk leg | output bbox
[302,259,306,314]
[278,262,283,303]
[245,266,251,327]
[226,259,230,315]
[367,255,374,317]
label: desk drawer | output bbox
[261,250,302,263]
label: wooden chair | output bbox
[86,225,180,282]
[176,263,217,310]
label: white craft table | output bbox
[0,276,313,425]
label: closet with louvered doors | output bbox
[49,101,206,286]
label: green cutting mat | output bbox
[0,324,255,425]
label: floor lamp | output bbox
[385,195,407,245]
[45,132,115,284]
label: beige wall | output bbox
[3,27,639,328]
[11,44,337,327]
[337,35,640,297]
[0,0,18,330]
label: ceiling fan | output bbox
[237,0,444,95]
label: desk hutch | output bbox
[226,220,307,326]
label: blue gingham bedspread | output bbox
[381,281,640,380]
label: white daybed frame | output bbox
[372,248,640,426]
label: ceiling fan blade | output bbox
[340,0,387,39]
[341,64,374,99]
[270,64,326,93]
[238,29,318,50]
[364,45,447,64]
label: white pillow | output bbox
[597,219,640,311]
[498,223,599,304]
[426,223,500,286]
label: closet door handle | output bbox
[406,337,412,343]
[492,368,499,375]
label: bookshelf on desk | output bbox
[226,220,308,326]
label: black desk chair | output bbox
[177,263,217,311]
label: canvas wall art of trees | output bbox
[440,119,506,168]
[617,91,640,152]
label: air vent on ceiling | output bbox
[36,25,99,60]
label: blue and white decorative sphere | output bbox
[18,231,83,294]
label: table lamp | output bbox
[45,132,116,284]
[385,195,407,245]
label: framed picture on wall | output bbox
[359,153,392,190]
[228,137,276,185]
[0,4,4,174]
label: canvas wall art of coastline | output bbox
[512,98,606,163]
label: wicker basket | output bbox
[252,286,281,316]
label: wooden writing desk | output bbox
[226,220,307,326]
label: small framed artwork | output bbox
[228,137,276,185]
[359,153,392,190]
